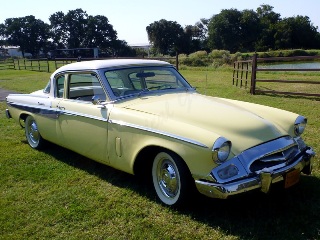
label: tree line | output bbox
[1,5,319,58]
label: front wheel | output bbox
[25,115,46,149]
[152,151,192,206]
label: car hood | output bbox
[121,92,287,154]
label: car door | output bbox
[54,72,110,164]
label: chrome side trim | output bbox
[7,102,58,119]
[7,101,109,122]
[60,109,109,122]
[109,119,208,148]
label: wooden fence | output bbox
[0,58,15,70]
[0,56,178,73]
[232,60,251,88]
[234,54,320,98]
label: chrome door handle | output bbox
[57,105,65,110]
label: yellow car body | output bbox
[6,59,315,206]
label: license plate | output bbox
[284,169,300,188]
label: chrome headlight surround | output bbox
[294,116,307,136]
[212,137,232,164]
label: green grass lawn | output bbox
[0,67,319,239]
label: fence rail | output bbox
[252,54,320,97]
[234,54,320,98]
[0,58,15,70]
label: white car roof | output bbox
[52,59,171,75]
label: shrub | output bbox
[209,50,230,59]
[189,51,208,59]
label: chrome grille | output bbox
[249,145,299,172]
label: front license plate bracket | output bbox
[284,169,300,188]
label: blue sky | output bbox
[1,0,319,45]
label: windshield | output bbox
[104,66,192,98]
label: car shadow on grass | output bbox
[38,141,320,240]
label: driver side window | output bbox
[67,73,106,101]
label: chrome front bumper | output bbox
[195,143,315,199]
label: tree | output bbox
[183,18,210,53]
[1,16,50,57]
[84,15,117,49]
[146,19,185,55]
[255,4,281,51]
[274,16,320,49]
[49,9,88,49]
[49,9,118,52]
[239,10,261,51]
[207,9,243,53]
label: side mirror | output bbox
[92,95,101,105]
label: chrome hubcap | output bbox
[28,121,39,144]
[158,160,179,198]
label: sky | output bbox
[1,0,320,45]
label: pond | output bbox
[258,62,320,69]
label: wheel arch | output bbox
[19,113,31,128]
[133,145,192,179]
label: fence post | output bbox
[232,62,236,85]
[175,52,179,70]
[47,59,49,72]
[250,54,257,94]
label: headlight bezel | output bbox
[212,137,232,164]
[294,116,307,136]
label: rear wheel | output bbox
[25,115,46,149]
[152,151,192,206]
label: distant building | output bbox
[129,44,151,56]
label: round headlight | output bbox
[294,116,307,136]
[212,137,232,163]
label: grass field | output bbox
[0,67,319,239]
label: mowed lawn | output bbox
[0,67,319,240]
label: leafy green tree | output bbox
[85,15,117,48]
[255,4,281,51]
[207,9,243,53]
[146,19,185,55]
[239,10,260,51]
[274,16,320,49]
[49,9,118,51]
[183,18,210,53]
[1,16,50,57]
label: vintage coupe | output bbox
[6,59,315,206]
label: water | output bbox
[259,62,320,69]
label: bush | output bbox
[189,51,208,59]
[208,50,230,59]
